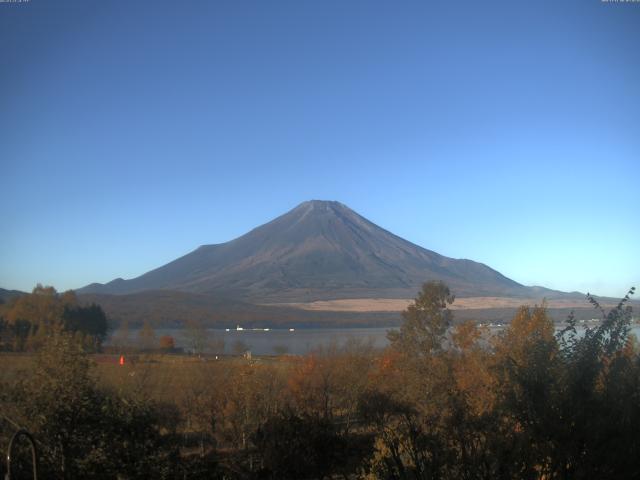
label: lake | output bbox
[109,327,393,355]
[107,324,640,356]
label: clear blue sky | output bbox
[1,0,638,298]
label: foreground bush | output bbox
[2,333,180,479]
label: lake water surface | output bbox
[108,325,640,356]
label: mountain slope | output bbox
[78,200,554,301]
[0,287,26,303]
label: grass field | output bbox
[0,352,293,406]
[267,296,618,312]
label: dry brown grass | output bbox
[0,353,293,405]
[267,296,605,313]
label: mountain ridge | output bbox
[77,200,567,301]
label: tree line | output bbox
[0,285,108,352]
[0,281,638,479]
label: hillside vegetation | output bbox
[1,282,638,479]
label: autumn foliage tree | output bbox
[159,335,176,351]
[2,281,638,479]
[387,280,454,356]
[364,283,639,480]
[3,332,179,479]
[0,285,108,352]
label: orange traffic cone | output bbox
[119,355,125,366]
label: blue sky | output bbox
[1,0,638,298]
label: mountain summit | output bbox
[79,200,545,301]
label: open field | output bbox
[0,352,293,406]
[266,296,626,313]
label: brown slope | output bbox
[77,290,399,328]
